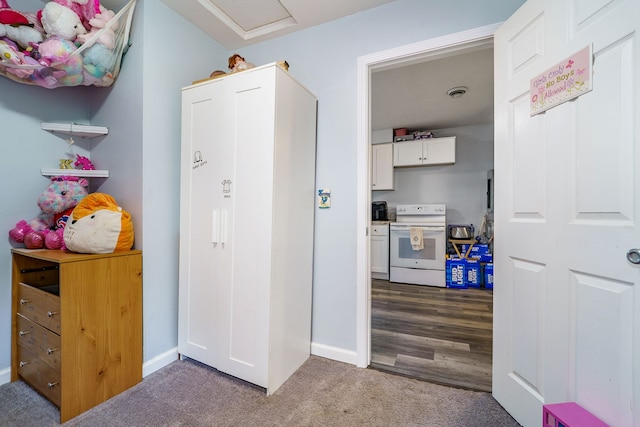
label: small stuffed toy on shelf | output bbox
[8,176,89,249]
[74,154,95,170]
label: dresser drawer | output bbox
[16,346,61,406]
[16,314,61,371]
[17,283,61,334]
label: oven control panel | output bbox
[396,204,446,216]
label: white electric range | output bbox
[389,204,446,287]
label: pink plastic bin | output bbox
[542,402,608,427]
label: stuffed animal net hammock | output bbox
[0,0,136,88]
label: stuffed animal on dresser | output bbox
[8,176,89,249]
[64,192,134,253]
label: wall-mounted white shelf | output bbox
[41,122,108,138]
[41,169,109,178]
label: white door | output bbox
[215,68,276,388]
[178,79,231,366]
[493,1,640,426]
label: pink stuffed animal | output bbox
[36,37,84,87]
[75,6,116,49]
[9,176,89,249]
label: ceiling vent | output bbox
[447,86,468,98]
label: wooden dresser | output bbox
[10,248,142,422]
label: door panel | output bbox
[219,69,275,388]
[574,37,634,220]
[178,80,230,367]
[494,0,640,425]
[572,273,633,422]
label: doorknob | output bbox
[626,248,640,264]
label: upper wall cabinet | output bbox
[393,136,456,167]
[371,143,394,190]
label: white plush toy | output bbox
[41,2,87,40]
[0,23,43,49]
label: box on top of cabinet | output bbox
[371,129,393,144]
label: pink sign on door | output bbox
[530,45,593,116]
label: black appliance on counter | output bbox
[372,201,388,221]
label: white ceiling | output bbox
[371,46,494,132]
[159,0,396,50]
[146,0,493,134]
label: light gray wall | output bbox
[0,0,523,379]
[136,1,227,362]
[0,0,226,378]
[373,124,494,229]
[0,0,93,377]
[236,0,523,352]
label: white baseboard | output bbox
[311,341,358,365]
[0,366,10,386]
[0,348,179,387]
[2,344,353,385]
[142,347,179,378]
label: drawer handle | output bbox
[18,330,30,337]
[47,348,58,355]
[19,298,31,305]
[19,361,30,367]
[47,382,59,389]
[47,311,58,318]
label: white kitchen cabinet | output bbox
[371,143,394,190]
[178,63,317,395]
[371,223,389,280]
[393,136,456,167]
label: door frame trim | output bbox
[355,23,501,367]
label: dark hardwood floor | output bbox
[370,279,493,392]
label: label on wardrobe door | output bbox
[192,151,208,170]
[222,179,232,198]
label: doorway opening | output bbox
[356,24,499,390]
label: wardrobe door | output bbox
[215,68,277,387]
[178,79,232,367]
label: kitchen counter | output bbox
[372,220,391,225]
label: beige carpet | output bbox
[0,356,520,426]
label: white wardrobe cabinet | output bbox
[178,63,317,395]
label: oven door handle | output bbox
[391,225,445,232]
